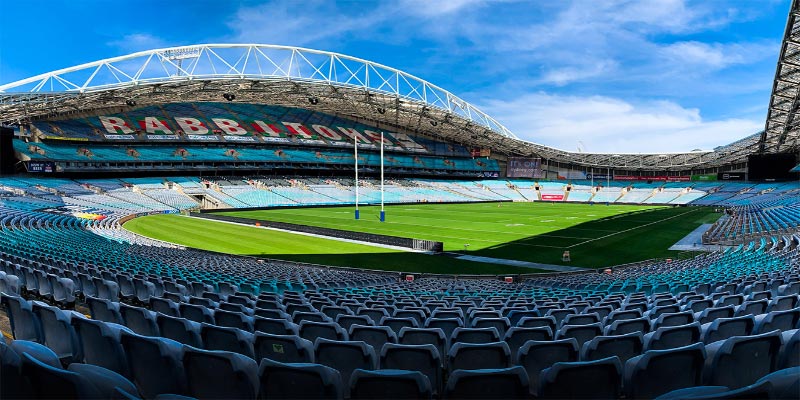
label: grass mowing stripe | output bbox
[124,214,545,274]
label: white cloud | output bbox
[107,33,168,54]
[479,93,763,153]
[659,41,773,69]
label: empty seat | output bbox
[200,323,255,358]
[86,296,124,324]
[556,322,603,348]
[605,317,650,336]
[779,329,800,369]
[299,320,348,342]
[623,343,706,399]
[257,358,342,399]
[254,317,299,336]
[120,331,188,398]
[214,309,254,332]
[314,338,377,386]
[581,331,644,364]
[183,347,259,400]
[517,338,579,389]
[1,294,42,342]
[398,327,447,362]
[503,326,553,362]
[451,327,500,345]
[694,305,735,324]
[30,301,80,363]
[425,317,463,339]
[120,304,160,337]
[380,343,443,396]
[703,330,782,389]
[71,316,131,377]
[753,307,800,334]
[179,303,215,325]
[350,369,432,399]
[150,297,180,317]
[517,316,557,331]
[539,356,622,399]
[651,311,694,330]
[754,366,800,399]
[448,341,511,373]
[254,332,314,364]
[20,351,138,399]
[562,312,600,327]
[700,315,755,344]
[380,317,419,334]
[336,314,373,331]
[156,314,203,348]
[443,366,530,399]
[643,322,702,351]
[349,325,397,354]
[471,317,510,337]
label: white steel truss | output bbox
[0,43,774,170]
[762,0,800,154]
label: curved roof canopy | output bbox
[0,43,775,170]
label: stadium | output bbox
[0,1,798,399]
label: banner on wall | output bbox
[614,175,691,182]
[691,174,718,181]
[541,194,564,201]
[507,157,542,178]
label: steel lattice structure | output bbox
[0,43,780,170]
[762,0,800,154]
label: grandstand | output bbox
[0,2,799,399]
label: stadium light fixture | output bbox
[376,107,386,114]
[223,93,236,102]
[308,96,319,105]
[430,120,438,126]
[125,100,136,107]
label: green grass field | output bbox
[219,203,720,267]
[123,202,720,274]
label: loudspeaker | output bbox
[0,127,15,175]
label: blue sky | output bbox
[0,0,789,153]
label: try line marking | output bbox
[565,208,702,249]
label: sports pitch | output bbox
[125,202,720,274]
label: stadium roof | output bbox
[0,43,778,170]
[762,0,800,154]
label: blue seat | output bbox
[398,327,447,362]
[10,340,61,368]
[350,369,432,399]
[179,303,215,324]
[471,317,510,337]
[50,276,76,306]
[1,294,42,341]
[425,317,463,339]
[182,346,259,399]
[299,320,348,342]
[651,311,694,330]
[444,366,530,399]
[254,332,314,363]
[753,307,800,334]
[538,356,622,399]
[214,309,255,332]
[517,316,557,331]
[314,338,377,387]
[700,315,755,344]
[643,322,702,351]
[30,301,80,363]
[623,343,706,399]
[349,325,397,354]
[517,338,579,390]
[200,323,255,358]
[380,316,419,334]
[504,326,553,363]
[68,362,139,399]
[556,322,603,348]
[451,327,500,345]
[71,316,132,378]
[120,331,188,398]
[257,358,342,399]
[655,381,771,399]
[120,303,161,337]
[581,331,643,363]
[254,316,300,335]
[694,305,735,324]
[157,314,204,348]
[85,296,124,324]
[0,341,28,399]
[779,329,800,369]
[380,343,443,396]
[755,366,800,399]
[20,352,104,398]
[336,314,374,331]
[703,330,782,388]
[447,341,511,373]
[604,317,650,336]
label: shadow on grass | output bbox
[469,206,719,268]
